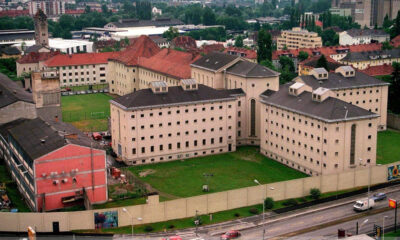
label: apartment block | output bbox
[43,52,120,87]
[339,48,400,70]
[277,27,322,50]
[110,80,239,165]
[260,82,379,175]
[295,66,389,130]
[339,29,389,46]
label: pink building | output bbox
[0,118,107,211]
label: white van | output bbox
[353,198,375,211]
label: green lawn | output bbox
[377,130,400,164]
[129,147,307,198]
[385,231,400,238]
[61,93,113,132]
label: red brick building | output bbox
[0,118,107,212]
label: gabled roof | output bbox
[391,35,400,48]
[298,71,389,90]
[0,73,33,108]
[25,44,50,54]
[0,46,20,55]
[272,43,382,60]
[341,49,400,62]
[138,48,200,80]
[17,51,60,64]
[359,64,394,76]
[44,51,121,67]
[111,84,238,110]
[260,83,379,122]
[226,60,279,78]
[344,29,389,37]
[299,55,343,70]
[191,51,239,71]
[224,47,257,59]
[109,35,160,66]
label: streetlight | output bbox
[122,208,142,238]
[383,216,388,240]
[254,179,275,240]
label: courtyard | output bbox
[128,146,308,199]
[61,93,113,132]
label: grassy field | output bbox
[377,130,400,164]
[129,147,307,198]
[61,93,113,132]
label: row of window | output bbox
[131,129,232,141]
[131,104,234,118]
[62,78,105,83]
[62,72,105,77]
[336,88,379,97]
[132,137,225,154]
[60,65,104,70]
[131,117,232,130]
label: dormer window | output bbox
[181,79,198,91]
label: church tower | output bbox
[34,9,49,46]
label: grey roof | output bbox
[0,73,34,108]
[341,49,400,62]
[111,84,238,110]
[191,52,239,71]
[0,31,34,42]
[226,60,280,78]
[298,71,389,90]
[25,44,49,54]
[5,117,101,162]
[260,83,379,122]
[107,18,183,28]
[0,47,20,55]
[345,29,389,37]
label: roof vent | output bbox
[335,66,355,77]
[41,139,46,144]
[150,81,168,94]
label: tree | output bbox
[316,54,328,70]
[310,188,321,200]
[163,27,179,41]
[382,41,393,50]
[321,29,339,46]
[392,11,400,38]
[383,14,393,31]
[257,29,272,63]
[279,56,296,84]
[298,51,309,62]
[84,5,91,13]
[264,197,274,210]
[136,0,152,20]
[202,7,216,26]
[260,60,277,71]
[234,35,244,48]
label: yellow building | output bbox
[295,66,389,130]
[339,49,400,70]
[260,82,379,175]
[277,27,322,50]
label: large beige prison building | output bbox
[277,27,322,50]
[260,82,379,175]
[191,52,280,145]
[110,80,239,165]
[294,66,389,130]
[43,52,121,88]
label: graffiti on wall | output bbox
[94,211,118,229]
[388,164,400,181]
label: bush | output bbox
[249,208,259,214]
[144,225,154,232]
[310,188,321,200]
[234,213,240,217]
[283,198,298,206]
[167,224,175,229]
[264,197,274,210]
[299,197,307,203]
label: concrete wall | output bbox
[0,161,394,233]
[0,101,37,124]
[387,113,400,130]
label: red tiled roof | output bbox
[224,46,257,59]
[65,9,85,15]
[391,35,400,48]
[172,36,197,50]
[299,55,344,71]
[110,35,160,66]
[272,43,382,60]
[359,64,394,76]
[202,44,225,54]
[17,51,61,64]
[138,48,200,79]
[44,52,121,67]
[0,10,29,17]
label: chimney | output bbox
[41,139,46,144]
[54,115,58,122]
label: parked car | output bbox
[104,89,109,93]
[372,192,387,201]
[87,90,93,94]
[80,90,86,94]
[61,92,68,96]
[93,90,98,93]
[221,230,241,240]
[99,89,104,93]
[161,236,182,240]
[353,198,375,211]
[68,92,75,95]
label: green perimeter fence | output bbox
[62,110,111,122]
